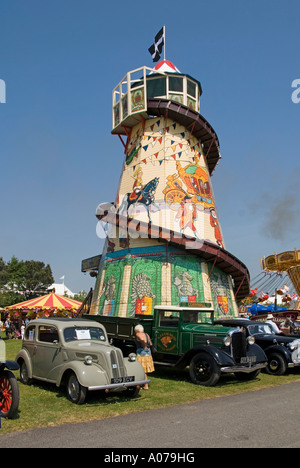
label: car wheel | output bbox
[20,361,32,385]
[66,372,87,405]
[0,370,20,419]
[189,352,221,386]
[266,352,288,376]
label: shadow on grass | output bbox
[17,376,145,408]
[151,365,255,388]
[150,365,300,391]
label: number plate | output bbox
[111,376,135,384]
[240,356,256,364]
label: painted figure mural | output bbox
[173,272,198,304]
[175,196,200,239]
[131,273,156,316]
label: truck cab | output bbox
[153,305,220,357]
[150,305,267,386]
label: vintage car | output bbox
[16,318,149,404]
[215,318,300,376]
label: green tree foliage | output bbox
[0,256,54,307]
[73,290,88,302]
[0,257,8,287]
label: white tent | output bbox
[47,277,74,297]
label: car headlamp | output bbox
[223,336,231,347]
[288,340,300,351]
[247,336,255,345]
[84,355,93,365]
[128,353,137,362]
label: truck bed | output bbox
[83,314,153,343]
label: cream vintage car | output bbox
[16,318,149,404]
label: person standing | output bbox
[5,318,10,338]
[21,322,25,340]
[134,324,155,390]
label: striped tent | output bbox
[6,293,82,318]
[7,293,82,310]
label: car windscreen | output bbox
[182,311,214,324]
[247,324,274,336]
[63,326,106,342]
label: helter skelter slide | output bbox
[87,58,250,319]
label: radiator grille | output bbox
[110,349,125,378]
[231,331,247,363]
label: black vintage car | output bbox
[215,319,300,376]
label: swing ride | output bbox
[240,249,300,323]
[261,249,300,297]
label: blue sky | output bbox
[1,0,300,294]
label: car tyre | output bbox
[66,372,87,405]
[266,352,288,376]
[20,361,32,385]
[189,352,221,386]
[0,370,20,419]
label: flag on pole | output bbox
[148,27,165,62]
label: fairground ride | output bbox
[261,249,300,297]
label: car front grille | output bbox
[110,349,125,378]
[231,331,247,363]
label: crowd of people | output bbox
[0,316,28,340]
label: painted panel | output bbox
[117,116,225,248]
[95,245,236,318]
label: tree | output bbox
[73,290,88,302]
[0,257,8,287]
[6,256,26,291]
[0,256,54,306]
[21,260,54,297]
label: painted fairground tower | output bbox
[83,30,250,319]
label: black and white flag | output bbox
[148,27,165,62]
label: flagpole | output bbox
[164,25,166,60]
[60,275,65,295]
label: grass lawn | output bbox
[1,334,300,435]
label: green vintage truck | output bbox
[84,304,267,386]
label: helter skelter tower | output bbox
[88,59,250,318]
